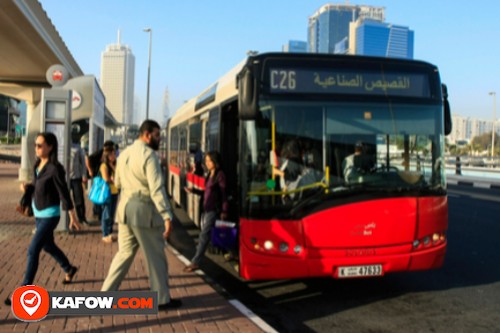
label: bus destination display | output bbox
[269,68,430,98]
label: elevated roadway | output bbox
[0,0,118,181]
[0,0,82,103]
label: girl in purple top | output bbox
[184,151,228,272]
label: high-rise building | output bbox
[282,40,307,53]
[350,19,414,59]
[449,114,499,144]
[100,30,135,125]
[308,4,384,54]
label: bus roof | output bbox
[169,59,246,128]
[169,53,440,128]
[247,52,438,70]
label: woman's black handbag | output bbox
[16,184,34,217]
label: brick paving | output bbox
[0,163,264,333]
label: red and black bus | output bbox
[167,52,451,280]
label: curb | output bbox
[447,179,500,190]
[168,247,278,333]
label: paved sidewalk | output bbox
[0,163,263,333]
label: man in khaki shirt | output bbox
[101,120,181,310]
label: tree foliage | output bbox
[471,131,500,150]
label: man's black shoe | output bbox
[158,298,182,310]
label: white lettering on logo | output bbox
[95,297,113,308]
[52,297,63,308]
[363,222,376,236]
[51,297,114,309]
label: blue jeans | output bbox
[101,194,118,237]
[191,211,217,266]
[23,216,72,286]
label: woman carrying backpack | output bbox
[184,151,228,272]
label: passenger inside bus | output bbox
[272,139,303,193]
[255,149,268,181]
[301,139,321,170]
[342,141,376,183]
[272,139,321,201]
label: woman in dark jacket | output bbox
[184,151,228,272]
[5,132,81,305]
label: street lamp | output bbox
[143,28,152,120]
[489,92,496,158]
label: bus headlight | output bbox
[264,240,274,250]
[413,231,446,251]
[247,237,304,256]
[279,242,289,252]
[432,233,440,243]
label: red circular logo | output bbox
[52,69,63,81]
[11,285,49,322]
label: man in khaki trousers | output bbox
[101,120,181,310]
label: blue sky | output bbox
[40,0,500,123]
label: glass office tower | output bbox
[308,4,385,54]
[355,20,414,59]
[283,40,308,53]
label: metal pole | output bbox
[144,28,152,120]
[490,92,496,158]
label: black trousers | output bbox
[70,178,86,222]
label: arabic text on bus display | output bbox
[269,69,430,97]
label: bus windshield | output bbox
[241,100,445,218]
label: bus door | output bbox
[179,126,188,208]
[188,120,203,226]
[220,101,239,221]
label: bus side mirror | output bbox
[442,84,452,136]
[238,69,258,120]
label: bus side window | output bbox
[206,108,220,152]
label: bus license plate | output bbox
[337,265,383,278]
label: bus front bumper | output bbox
[239,242,446,280]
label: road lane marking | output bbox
[229,299,279,333]
[168,246,278,333]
